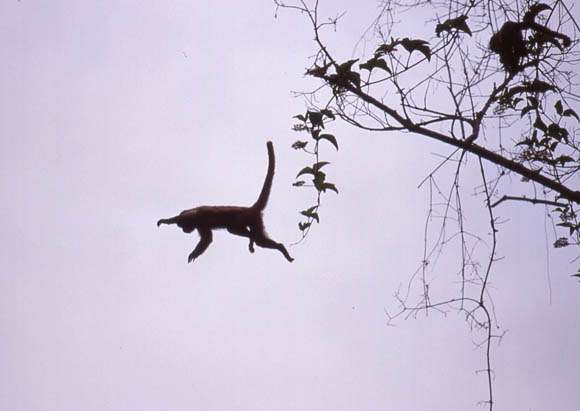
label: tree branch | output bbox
[490,195,568,208]
[327,78,580,204]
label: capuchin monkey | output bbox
[157,141,294,263]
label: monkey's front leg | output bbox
[188,229,213,263]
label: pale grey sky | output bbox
[1,1,579,410]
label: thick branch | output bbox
[330,78,580,204]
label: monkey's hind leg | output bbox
[226,225,255,253]
[254,234,294,262]
[188,229,213,263]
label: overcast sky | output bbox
[1,1,579,410]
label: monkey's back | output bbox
[177,205,258,231]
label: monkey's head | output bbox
[175,209,199,233]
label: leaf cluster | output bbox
[292,109,339,236]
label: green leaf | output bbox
[515,138,534,147]
[306,62,332,77]
[312,161,330,172]
[291,140,308,150]
[313,171,327,192]
[547,123,569,141]
[521,105,533,117]
[527,96,539,108]
[523,79,556,94]
[300,208,320,223]
[359,57,392,74]
[533,116,547,132]
[435,15,472,37]
[307,111,324,128]
[320,109,335,119]
[563,108,579,121]
[322,182,339,194]
[346,71,361,88]
[557,222,578,235]
[298,222,312,231]
[304,205,317,214]
[319,134,339,150]
[375,41,397,57]
[453,16,472,36]
[338,59,359,74]
[296,167,315,178]
[399,38,431,61]
[556,155,574,165]
[554,100,563,115]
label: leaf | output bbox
[554,100,563,115]
[399,38,431,61]
[533,116,547,132]
[346,71,361,88]
[520,105,533,117]
[320,109,335,120]
[523,79,556,94]
[300,207,320,223]
[307,111,324,128]
[338,59,359,74]
[547,123,568,141]
[306,62,331,77]
[375,41,397,57]
[563,108,579,121]
[435,15,472,37]
[313,171,327,192]
[322,182,339,194]
[298,222,312,231]
[293,114,306,122]
[291,140,308,150]
[553,237,569,248]
[318,134,339,150]
[555,155,574,165]
[515,138,534,147]
[557,222,578,235]
[304,205,317,214]
[453,16,472,36]
[359,57,391,74]
[296,166,315,178]
[312,161,330,172]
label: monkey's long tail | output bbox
[251,141,275,211]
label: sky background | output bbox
[1,1,579,410]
